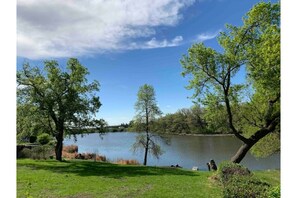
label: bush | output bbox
[223,175,270,198]
[31,145,54,160]
[267,185,280,198]
[218,161,251,184]
[48,139,56,146]
[37,133,51,145]
[18,148,32,158]
[219,161,270,198]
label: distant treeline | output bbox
[104,123,129,132]
[128,105,232,135]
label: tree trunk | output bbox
[143,131,149,166]
[55,123,64,161]
[143,107,149,166]
[55,135,63,161]
[231,142,254,163]
[143,145,148,166]
[231,116,279,163]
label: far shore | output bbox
[82,131,235,137]
[170,133,234,137]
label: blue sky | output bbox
[17,0,278,125]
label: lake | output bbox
[64,132,280,170]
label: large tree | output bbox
[17,58,103,161]
[181,2,280,163]
[132,84,163,165]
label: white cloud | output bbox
[129,36,183,49]
[17,0,195,59]
[196,29,221,42]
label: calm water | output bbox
[64,132,280,170]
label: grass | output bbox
[17,159,279,198]
[253,169,281,186]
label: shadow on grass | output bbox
[17,159,200,179]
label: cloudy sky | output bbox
[17,0,278,125]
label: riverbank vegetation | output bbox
[129,105,229,135]
[17,159,279,198]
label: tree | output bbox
[181,2,280,163]
[132,84,163,165]
[17,58,103,161]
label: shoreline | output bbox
[74,131,235,137]
[167,133,234,137]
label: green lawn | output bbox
[17,159,279,198]
[253,169,281,186]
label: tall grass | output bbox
[115,158,140,165]
[62,145,107,162]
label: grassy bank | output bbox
[17,159,279,198]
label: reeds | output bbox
[62,145,106,162]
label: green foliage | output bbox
[218,161,251,183]
[18,148,32,159]
[251,132,280,158]
[37,133,51,145]
[19,146,54,160]
[267,185,280,198]
[31,145,54,160]
[151,105,209,134]
[133,84,164,165]
[181,2,280,160]
[202,97,230,133]
[132,134,164,160]
[219,161,271,198]
[134,84,162,125]
[17,102,53,143]
[17,58,104,160]
[222,175,270,198]
[17,58,103,132]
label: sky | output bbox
[16,0,279,126]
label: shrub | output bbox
[218,161,251,184]
[223,175,270,198]
[63,145,78,153]
[31,145,54,160]
[267,185,280,198]
[48,139,56,146]
[37,133,51,145]
[219,161,271,198]
[18,148,32,158]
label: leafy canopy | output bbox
[17,58,103,138]
[134,84,162,126]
